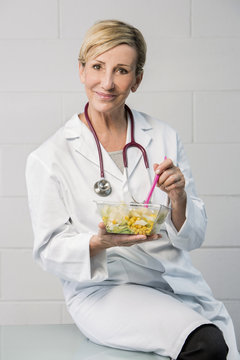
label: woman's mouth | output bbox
[95,91,117,100]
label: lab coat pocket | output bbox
[107,259,129,283]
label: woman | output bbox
[26,20,239,359]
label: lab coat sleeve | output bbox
[25,153,108,283]
[164,134,207,251]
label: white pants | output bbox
[68,284,211,359]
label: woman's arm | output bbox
[26,153,108,282]
[153,158,187,232]
[155,134,207,251]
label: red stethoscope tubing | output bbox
[84,102,150,180]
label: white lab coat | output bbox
[26,109,239,359]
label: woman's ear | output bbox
[131,71,143,93]
[78,63,85,83]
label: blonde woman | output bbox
[26,20,239,359]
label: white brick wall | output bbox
[0,0,239,349]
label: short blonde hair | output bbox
[78,20,147,75]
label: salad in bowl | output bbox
[95,202,170,236]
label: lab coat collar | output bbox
[64,110,153,181]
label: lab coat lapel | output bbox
[123,109,152,182]
[64,114,123,181]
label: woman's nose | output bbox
[101,71,115,90]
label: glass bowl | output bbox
[95,201,170,236]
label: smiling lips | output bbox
[95,91,117,100]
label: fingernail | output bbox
[156,169,161,175]
[150,234,157,240]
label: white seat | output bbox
[0,324,169,360]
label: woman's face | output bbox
[79,44,143,114]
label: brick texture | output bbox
[0,0,239,350]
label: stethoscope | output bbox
[84,102,151,200]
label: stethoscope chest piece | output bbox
[94,178,112,197]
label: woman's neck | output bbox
[79,104,128,152]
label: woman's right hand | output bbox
[90,222,161,257]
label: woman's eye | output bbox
[118,68,128,74]
[93,64,101,70]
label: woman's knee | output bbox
[178,324,229,360]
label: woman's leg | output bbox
[68,284,210,359]
[177,324,228,360]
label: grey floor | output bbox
[0,324,168,360]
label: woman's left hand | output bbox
[153,158,186,205]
